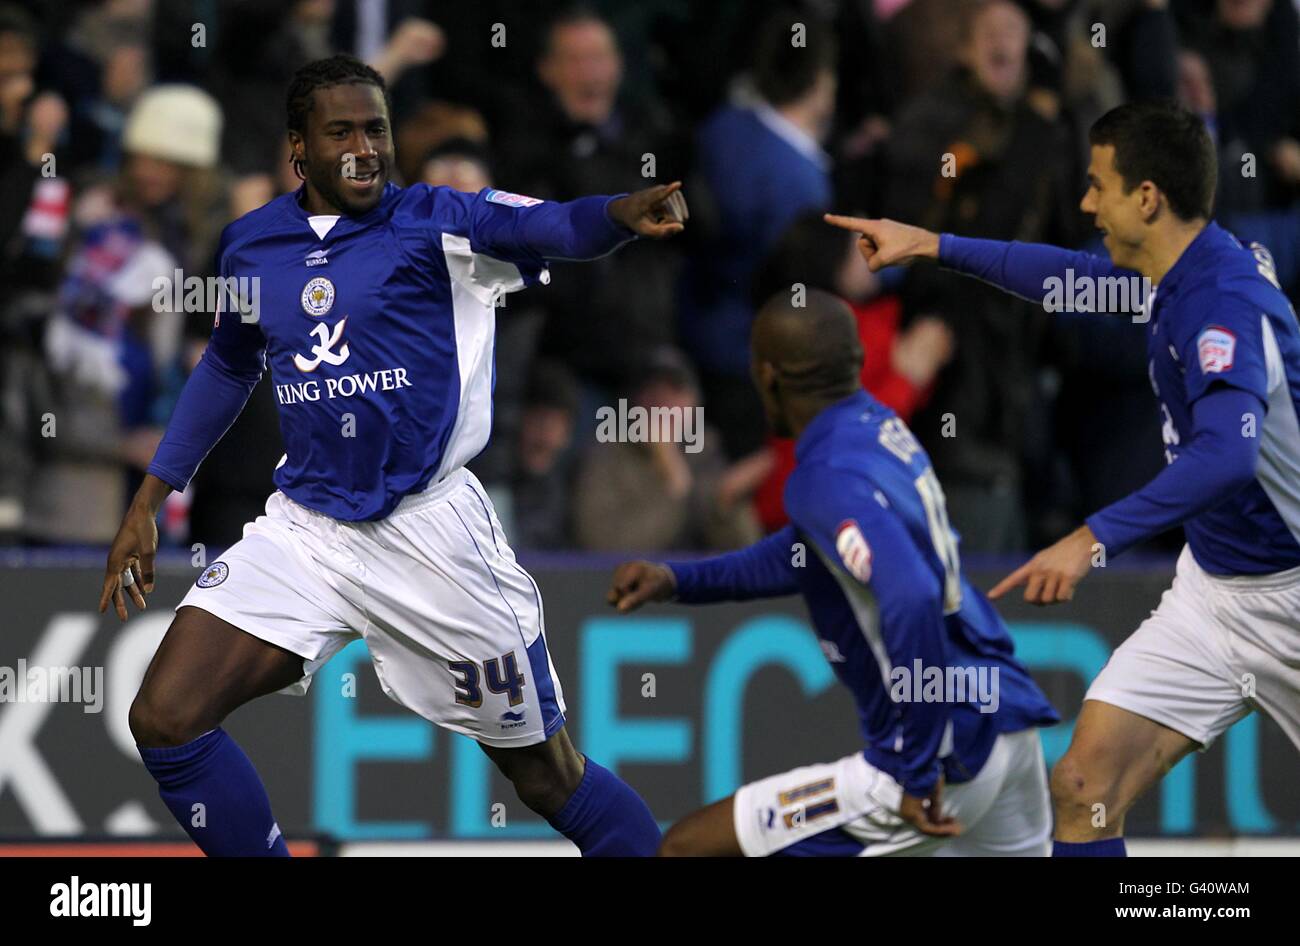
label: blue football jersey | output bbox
[783,392,1059,793]
[149,183,632,520]
[1143,223,1300,573]
[941,224,1300,575]
[670,390,1059,797]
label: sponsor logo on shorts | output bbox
[1197,325,1236,374]
[500,709,527,730]
[196,562,229,588]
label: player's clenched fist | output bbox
[608,181,689,239]
[823,214,941,272]
[606,561,677,612]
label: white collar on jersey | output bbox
[308,215,340,240]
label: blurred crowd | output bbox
[2,0,1297,556]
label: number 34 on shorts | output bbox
[449,652,527,709]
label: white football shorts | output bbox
[1085,544,1300,750]
[733,727,1051,857]
[177,466,566,747]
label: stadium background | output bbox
[1,0,1298,854]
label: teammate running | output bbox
[608,289,1060,856]
[98,55,687,857]
[826,101,1300,856]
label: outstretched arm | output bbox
[606,525,800,612]
[470,182,688,263]
[823,214,1137,310]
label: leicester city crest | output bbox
[197,562,229,588]
[301,276,335,317]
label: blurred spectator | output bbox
[75,84,226,273]
[419,136,492,192]
[750,213,955,531]
[1174,0,1300,213]
[573,348,764,551]
[496,6,684,400]
[57,0,150,173]
[22,222,172,544]
[395,102,488,185]
[884,0,1075,553]
[0,2,69,537]
[510,360,582,550]
[677,8,837,460]
[0,0,1293,555]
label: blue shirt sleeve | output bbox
[786,462,950,796]
[939,234,1138,310]
[1086,385,1265,556]
[665,525,801,603]
[1174,287,1271,405]
[403,184,637,282]
[146,248,266,492]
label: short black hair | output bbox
[286,54,389,136]
[1089,101,1217,221]
[752,8,837,107]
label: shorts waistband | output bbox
[387,467,473,518]
[1187,546,1300,593]
[277,467,472,525]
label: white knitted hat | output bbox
[123,85,223,168]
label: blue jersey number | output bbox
[450,652,527,707]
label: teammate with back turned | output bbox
[826,100,1300,856]
[97,54,688,857]
[609,289,1060,857]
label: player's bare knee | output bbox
[128,691,207,748]
[1050,751,1117,817]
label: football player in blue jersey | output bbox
[97,55,687,857]
[825,101,1300,856]
[608,289,1060,856]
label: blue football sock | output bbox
[1053,837,1127,857]
[547,757,661,856]
[139,727,290,857]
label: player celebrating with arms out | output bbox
[98,55,687,857]
[609,290,1060,857]
[826,101,1300,856]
